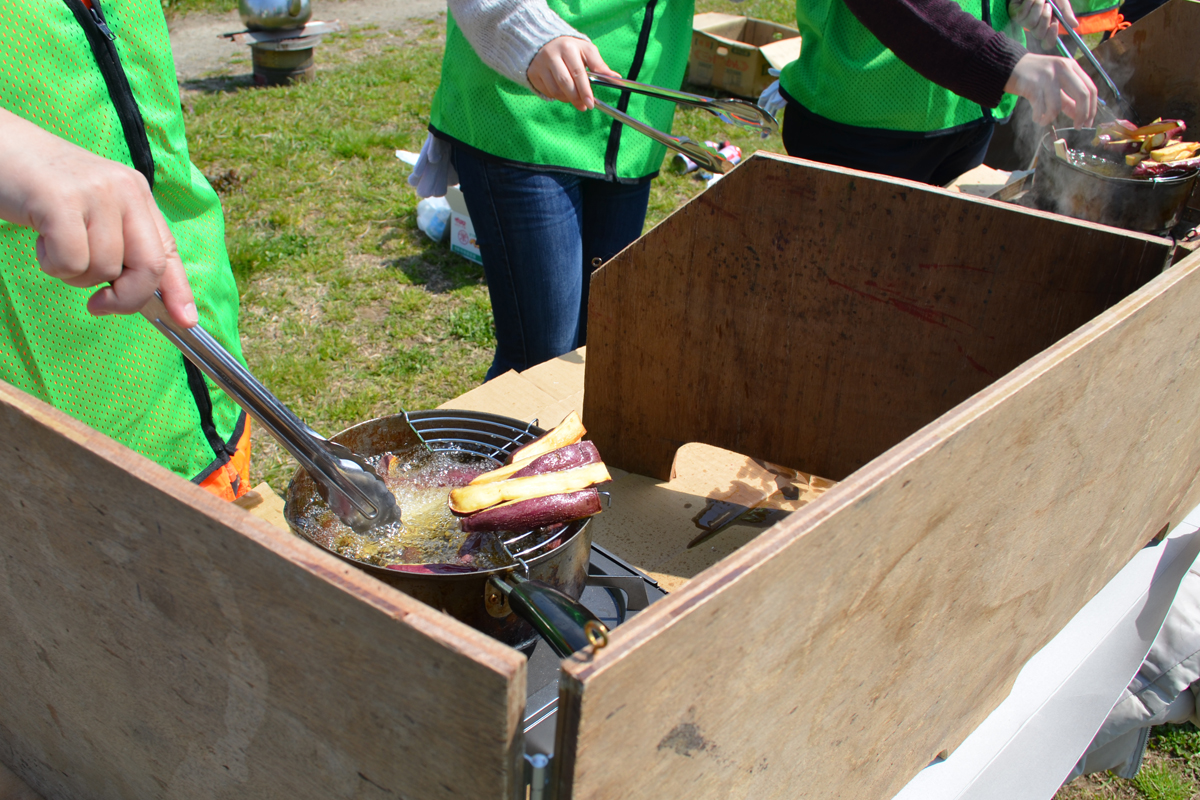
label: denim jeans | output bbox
[453,147,652,380]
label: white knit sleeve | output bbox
[447,0,589,90]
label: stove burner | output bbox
[522,544,666,757]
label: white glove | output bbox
[758,68,786,116]
[407,133,459,198]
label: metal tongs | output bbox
[588,73,779,174]
[140,293,400,534]
[1046,0,1138,123]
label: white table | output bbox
[892,505,1200,800]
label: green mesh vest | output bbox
[781,0,1022,133]
[0,0,245,482]
[430,0,694,181]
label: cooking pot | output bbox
[1032,128,1197,234]
[284,410,604,656]
[239,0,312,31]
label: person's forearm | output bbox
[840,0,1026,108]
[447,0,586,89]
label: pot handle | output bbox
[492,574,608,658]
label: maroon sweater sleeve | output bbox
[840,0,1027,109]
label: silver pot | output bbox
[284,410,605,656]
[239,0,312,31]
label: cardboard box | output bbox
[687,12,801,99]
[445,184,482,265]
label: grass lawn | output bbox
[168,2,1200,797]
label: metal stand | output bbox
[219,20,342,86]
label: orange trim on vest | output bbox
[81,0,94,8]
[197,418,252,501]
[1057,8,1130,36]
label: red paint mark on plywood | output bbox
[828,278,974,332]
[956,343,997,378]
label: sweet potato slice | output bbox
[1133,156,1200,177]
[469,412,587,485]
[1129,119,1184,139]
[460,489,602,533]
[449,462,611,514]
[511,441,601,479]
[508,411,586,464]
[1151,142,1200,162]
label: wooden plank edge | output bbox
[745,150,1174,247]
[0,380,527,679]
[552,670,585,800]
[563,243,1198,686]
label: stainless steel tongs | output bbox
[1046,0,1138,124]
[588,73,779,174]
[140,293,400,534]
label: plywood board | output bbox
[0,386,527,800]
[585,152,1172,482]
[556,249,1200,800]
[1091,0,1200,128]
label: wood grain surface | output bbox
[0,387,526,800]
[1091,0,1200,142]
[556,234,1200,798]
[584,152,1172,482]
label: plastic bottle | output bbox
[416,196,451,242]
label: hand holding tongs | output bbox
[1046,0,1137,124]
[588,73,779,174]
[140,293,400,534]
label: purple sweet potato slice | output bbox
[1133,156,1200,177]
[509,441,600,480]
[460,489,602,533]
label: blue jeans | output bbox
[453,148,652,380]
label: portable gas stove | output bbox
[521,543,667,794]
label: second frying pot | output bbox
[284,410,600,654]
[1032,128,1197,234]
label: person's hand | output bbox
[0,108,197,328]
[527,36,621,112]
[1009,0,1078,51]
[1005,52,1098,127]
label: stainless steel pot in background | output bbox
[1032,128,1197,234]
[239,0,312,30]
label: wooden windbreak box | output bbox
[2,152,1200,800]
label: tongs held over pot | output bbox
[588,72,778,175]
[140,293,400,534]
[1047,0,1137,123]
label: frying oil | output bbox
[294,445,494,567]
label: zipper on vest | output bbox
[64,0,155,188]
[603,0,661,181]
[87,4,116,40]
[979,0,996,122]
[64,0,234,470]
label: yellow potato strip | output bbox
[469,411,586,485]
[450,462,611,514]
